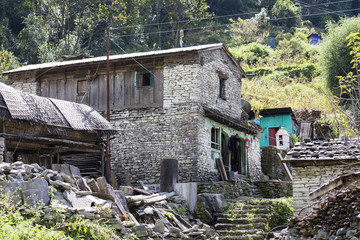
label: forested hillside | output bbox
[1,0,360,135]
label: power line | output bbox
[108,7,360,39]
[110,0,355,32]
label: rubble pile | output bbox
[0,161,218,239]
[286,186,360,239]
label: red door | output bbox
[269,128,277,146]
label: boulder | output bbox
[22,178,50,206]
[196,193,227,214]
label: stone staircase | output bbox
[215,199,272,240]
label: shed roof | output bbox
[0,82,115,136]
[248,107,294,119]
[284,138,360,166]
[2,43,246,77]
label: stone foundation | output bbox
[254,180,292,198]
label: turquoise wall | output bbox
[256,114,296,148]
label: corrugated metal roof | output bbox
[0,82,115,135]
[3,43,224,74]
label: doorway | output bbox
[228,136,247,176]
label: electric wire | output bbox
[109,7,360,39]
[110,0,356,31]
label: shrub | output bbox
[230,42,274,65]
[317,17,360,93]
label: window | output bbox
[219,77,226,100]
[136,71,154,88]
[77,80,87,96]
[211,127,220,150]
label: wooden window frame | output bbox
[76,79,87,96]
[219,77,226,100]
[136,70,154,88]
[211,127,221,150]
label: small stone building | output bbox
[2,43,262,184]
[0,82,116,176]
[284,138,360,216]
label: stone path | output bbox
[215,199,272,240]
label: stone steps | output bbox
[217,217,267,224]
[225,209,270,214]
[219,234,264,240]
[215,199,272,240]
[215,222,266,230]
[218,213,268,219]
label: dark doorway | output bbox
[229,136,247,175]
[268,127,279,146]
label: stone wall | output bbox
[247,135,262,180]
[7,72,39,95]
[0,137,4,163]
[261,146,287,180]
[198,49,243,120]
[292,164,360,216]
[111,105,202,184]
[254,180,292,198]
[197,179,260,199]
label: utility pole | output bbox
[105,27,112,184]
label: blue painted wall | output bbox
[255,114,296,148]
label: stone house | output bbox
[0,82,115,176]
[284,138,360,216]
[2,43,262,184]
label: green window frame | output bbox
[136,70,154,88]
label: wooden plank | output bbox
[64,79,75,102]
[57,79,65,100]
[216,158,228,181]
[277,153,293,181]
[98,75,107,109]
[153,69,163,104]
[124,72,132,106]
[89,76,99,108]
[40,80,50,97]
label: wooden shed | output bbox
[0,82,116,176]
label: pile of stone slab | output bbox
[0,161,132,230]
[0,161,219,239]
[124,188,219,239]
[284,186,360,239]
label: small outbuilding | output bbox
[249,107,298,148]
[284,138,360,216]
[0,82,116,176]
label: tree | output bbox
[337,32,360,133]
[0,47,20,82]
[317,17,360,93]
[271,0,302,28]
[17,0,128,63]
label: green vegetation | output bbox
[317,17,360,92]
[267,198,293,229]
[0,188,121,239]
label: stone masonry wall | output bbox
[247,135,262,180]
[292,164,360,216]
[0,137,4,163]
[111,105,202,184]
[7,72,39,95]
[198,49,243,120]
[111,58,204,184]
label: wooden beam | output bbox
[277,153,293,181]
[1,133,101,149]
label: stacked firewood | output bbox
[287,186,360,239]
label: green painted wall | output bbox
[256,114,296,148]
[205,118,256,174]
